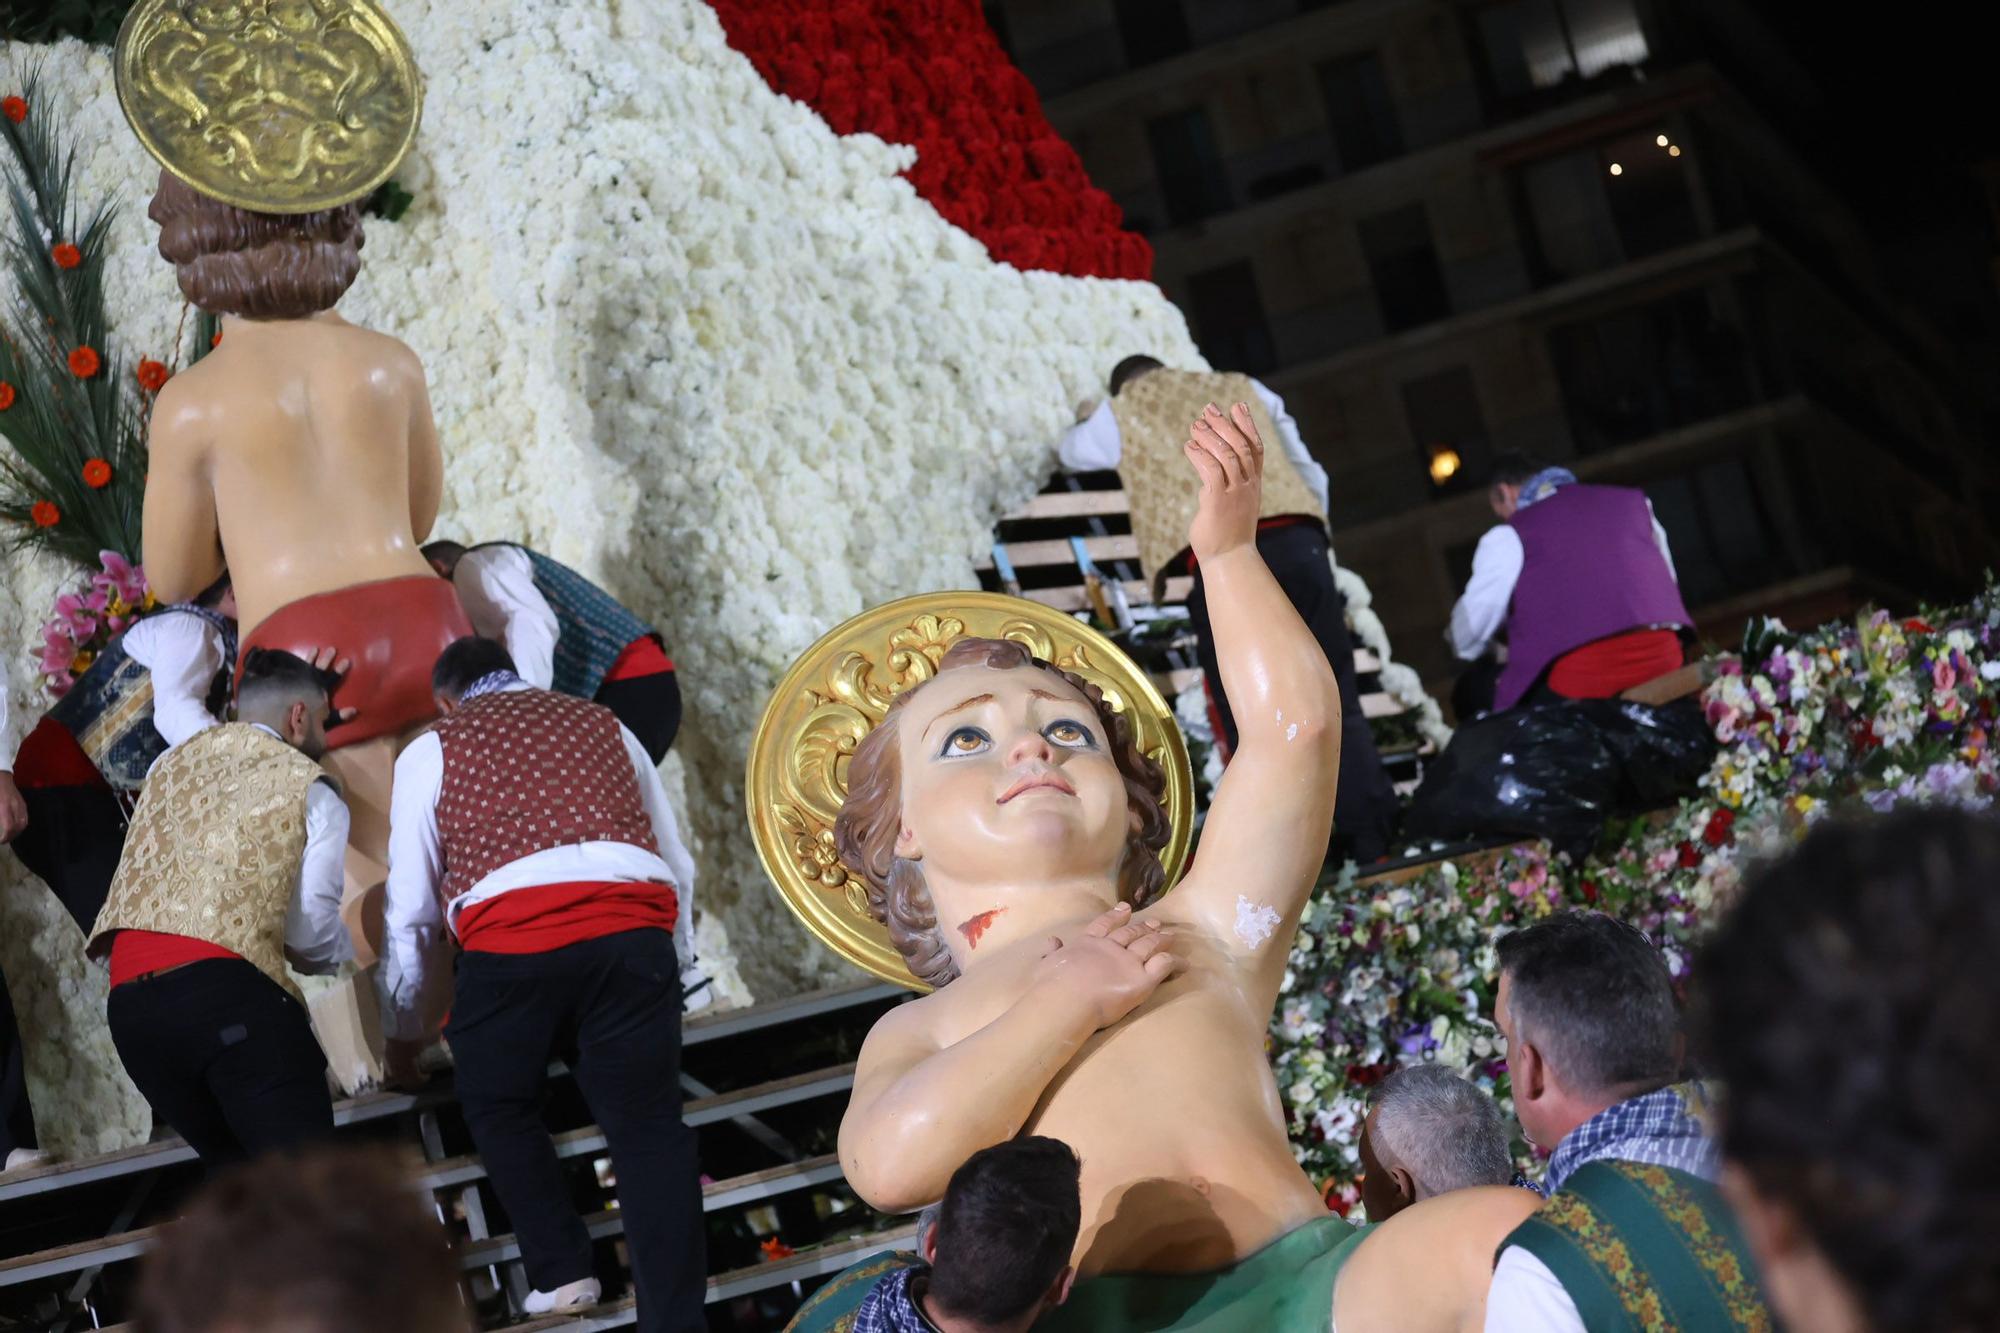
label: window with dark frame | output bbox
[1147,106,1234,225]
[1318,51,1404,173]
[1116,0,1193,69]
[1184,260,1278,376]
[1401,366,1493,497]
[1360,204,1452,332]
[1474,0,1649,105]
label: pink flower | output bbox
[44,670,75,698]
[94,550,148,606]
[1933,658,1958,693]
[38,637,75,675]
[51,591,100,639]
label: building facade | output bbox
[993,0,1998,689]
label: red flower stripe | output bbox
[705,0,1151,281]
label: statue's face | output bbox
[892,662,1130,900]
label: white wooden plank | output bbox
[1010,489,1131,520]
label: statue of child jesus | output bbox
[829,404,1351,1320]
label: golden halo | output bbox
[746,592,1194,992]
[116,0,424,215]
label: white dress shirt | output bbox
[1447,504,1678,662]
[122,609,229,748]
[1484,1246,1586,1333]
[380,681,698,1038]
[136,722,352,974]
[450,546,562,691]
[1057,378,1332,515]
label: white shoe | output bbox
[523,1276,601,1314]
[3,1148,51,1175]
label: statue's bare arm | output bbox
[140,379,225,604]
[838,908,1178,1212]
[1169,405,1341,995]
[400,345,442,543]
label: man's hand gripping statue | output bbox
[835,404,1346,1303]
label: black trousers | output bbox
[594,669,682,767]
[0,966,36,1157]
[446,928,704,1333]
[106,958,334,1167]
[1185,522,1400,864]
[12,784,127,933]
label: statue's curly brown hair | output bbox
[834,638,1170,987]
[148,170,363,320]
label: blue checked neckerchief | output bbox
[852,1267,943,1333]
[1543,1081,1721,1197]
[460,670,525,703]
[1515,466,1577,509]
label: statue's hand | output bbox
[1184,402,1264,565]
[1035,902,1180,1031]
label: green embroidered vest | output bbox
[1503,1160,1773,1332]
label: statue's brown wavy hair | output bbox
[834,638,1170,987]
[149,170,363,320]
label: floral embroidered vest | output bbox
[433,687,658,903]
[1502,1159,1773,1331]
[1110,369,1326,590]
[89,723,325,999]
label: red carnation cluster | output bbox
[706,0,1152,281]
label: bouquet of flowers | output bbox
[36,548,153,697]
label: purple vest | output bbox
[1495,484,1691,710]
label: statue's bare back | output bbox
[142,312,440,632]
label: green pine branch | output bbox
[0,63,148,567]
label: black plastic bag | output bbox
[1404,697,1714,859]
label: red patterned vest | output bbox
[434,687,659,903]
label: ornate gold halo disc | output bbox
[116,0,424,215]
[746,592,1194,992]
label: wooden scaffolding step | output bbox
[0,979,901,1208]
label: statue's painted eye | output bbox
[940,727,990,757]
[1045,719,1095,748]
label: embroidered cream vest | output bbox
[1110,369,1327,589]
[89,723,325,999]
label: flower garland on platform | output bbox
[36,549,152,697]
[706,0,1152,280]
[1276,585,2000,1211]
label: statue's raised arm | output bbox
[1165,401,1342,1005]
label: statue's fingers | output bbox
[1184,440,1225,489]
[1126,932,1173,963]
[1228,401,1264,452]
[1084,901,1134,938]
[1194,419,1249,487]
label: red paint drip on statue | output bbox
[958,907,1006,949]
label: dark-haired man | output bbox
[1485,911,1771,1331]
[790,1136,1082,1333]
[87,648,353,1167]
[1693,807,2000,1333]
[1448,454,1688,718]
[1059,355,1397,864]
[381,636,702,1329]
[423,541,681,764]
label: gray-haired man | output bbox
[1358,1064,1514,1222]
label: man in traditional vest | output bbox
[86,649,353,1166]
[423,540,706,1007]
[1449,454,1689,717]
[1485,912,1772,1331]
[380,637,703,1330]
[422,541,681,763]
[1059,355,1398,864]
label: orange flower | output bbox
[758,1235,795,1261]
[51,242,81,270]
[0,381,14,411]
[31,500,59,528]
[210,330,224,348]
[82,458,112,489]
[68,346,100,378]
[1,97,25,125]
[135,359,170,393]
